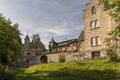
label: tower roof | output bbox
[78,31,84,41]
[49,36,55,43]
[25,34,30,40]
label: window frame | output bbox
[92,51,100,58]
[90,19,99,29]
[91,6,96,14]
[91,36,100,47]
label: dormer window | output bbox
[91,6,96,14]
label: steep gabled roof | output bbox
[78,31,84,41]
[24,34,30,40]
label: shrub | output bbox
[59,52,66,62]
[107,49,119,62]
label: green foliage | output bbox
[102,0,120,62]
[58,52,66,62]
[31,34,41,44]
[17,59,120,80]
[0,13,22,66]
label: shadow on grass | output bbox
[17,67,120,80]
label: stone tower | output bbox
[49,37,57,52]
[24,34,30,47]
[82,0,114,58]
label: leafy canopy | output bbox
[0,13,22,66]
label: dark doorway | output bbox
[26,59,29,67]
[40,55,47,63]
[92,51,100,58]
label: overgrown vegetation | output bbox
[0,13,22,80]
[58,52,66,62]
[102,0,120,62]
[17,58,120,80]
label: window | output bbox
[27,53,30,55]
[91,37,96,46]
[91,6,96,14]
[36,53,39,56]
[96,36,100,45]
[73,43,76,46]
[92,51,100,58]
[91,36,100,46]
[90,21,94,29]
[95,20,99,28]
[90,19,99,29]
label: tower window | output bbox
[91,36,100,47]
[91,6,96,14]
[90,19,99,29]
[92,51,100,58]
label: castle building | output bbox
[18,0,115,65]
[46,0,115,62]
[47,31,84,62]
[23,34,47,66]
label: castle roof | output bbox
[78,31,84,41]
[49,36,56,43]
[25,34,30,40]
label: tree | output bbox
[31,34,41,44]
[0,13,22,70]
[102,0,120,62]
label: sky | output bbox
[0,0,89,49]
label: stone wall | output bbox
[82,0,114,58]
[47,52,85,63]
[47,53,59,63]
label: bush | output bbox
[107,49,119,62]
[59,52,66,62]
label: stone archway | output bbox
[40,55,47,63]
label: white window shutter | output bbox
[96,20,99,28]
[97,37,100,45]
[93,38,96,46]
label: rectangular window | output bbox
[90,21,95,29]
[90,19,99,29]
[95,19,99,28]
[92,51,100,58]
[96,36,100,45]
[91,37,96,46]
[91,36,100,46]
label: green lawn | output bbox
[17,58,120,80]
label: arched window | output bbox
[91,6,96,14]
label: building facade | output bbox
[47,31,84,62]
[19,0,115,65]
[22,34,47,67]
[82,0,114,59]
[47,0,115,62]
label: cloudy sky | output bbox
[0,0,89,49]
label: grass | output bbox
[17,58,120,80]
